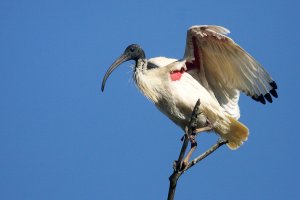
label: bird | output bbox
[101,25,278,150]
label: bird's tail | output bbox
[220,116,249,150]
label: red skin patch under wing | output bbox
[170,71,182,81]
[170,68,185,81]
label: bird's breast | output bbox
[135,67,225,130]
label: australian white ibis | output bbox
[101,25,278,150]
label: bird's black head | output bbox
[123,44,145,61]
[101,44,145,92]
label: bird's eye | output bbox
[130,47,135,52]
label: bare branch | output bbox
[184,139,228,172]
[167,99,200,200]
[167,99,228,200]
[177,99,200,169]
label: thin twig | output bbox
[184,139,228,172]
[167,140,227,200]
[167,99,228,200]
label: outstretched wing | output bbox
[184,25,278,118]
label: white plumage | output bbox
[102,25,278,150]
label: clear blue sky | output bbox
[0,0,299,199]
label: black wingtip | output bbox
[270,81,278,90]
[252,94,266,104]
[264,93,273,103]
[251,96,259,102]
[258,94,266,104]
[268,80,279,100]
[270,88,278,98]
[251,81,278,104]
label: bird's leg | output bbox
[175,99,214,171]
[182,132,197,167]
[182,118,214,169]
[176,127,196,170]
[194,124,214,136]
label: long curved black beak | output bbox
[101,53,130,92]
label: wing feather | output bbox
[184,25,278,118]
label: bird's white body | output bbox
[135,57,227,128]
[103,25,278,150]
[134,57,241,148]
